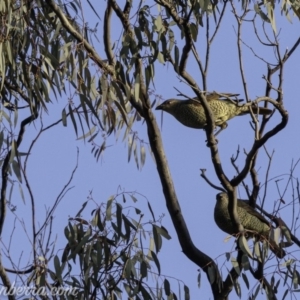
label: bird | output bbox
[155,92,272,135]
[214,192,286,258]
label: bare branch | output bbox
[36,148,79,237]
[200,169,224,192]
[104,1,116,66]
[230,1,250,102]
[209,2,228,44]
[270,37,300,74]
[231,97,288,186]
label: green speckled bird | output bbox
[156,92,272,134]
[214,192,285,258]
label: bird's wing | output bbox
[207,92,241,101]
[184,99,203,106]
[187,94,243,103]
[237,200,270,226]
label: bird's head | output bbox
[216,192,228,202]
[155,99,179,113]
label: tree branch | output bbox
[44,0,115,77]
[231,97,288,186]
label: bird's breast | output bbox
[173,104,207,129]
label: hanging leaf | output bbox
[12,160,22,182]
[62,107,67,126]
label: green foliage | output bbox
[24,193,185,299]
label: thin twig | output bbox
[200,169,225,192]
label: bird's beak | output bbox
[155,104,164,110]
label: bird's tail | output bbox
[236,104,273,117]
[268,238,286,258]
[251,106,273,115]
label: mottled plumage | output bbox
[156,93,272,133]
[214,192,285,258]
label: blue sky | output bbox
[2,1,300,299]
